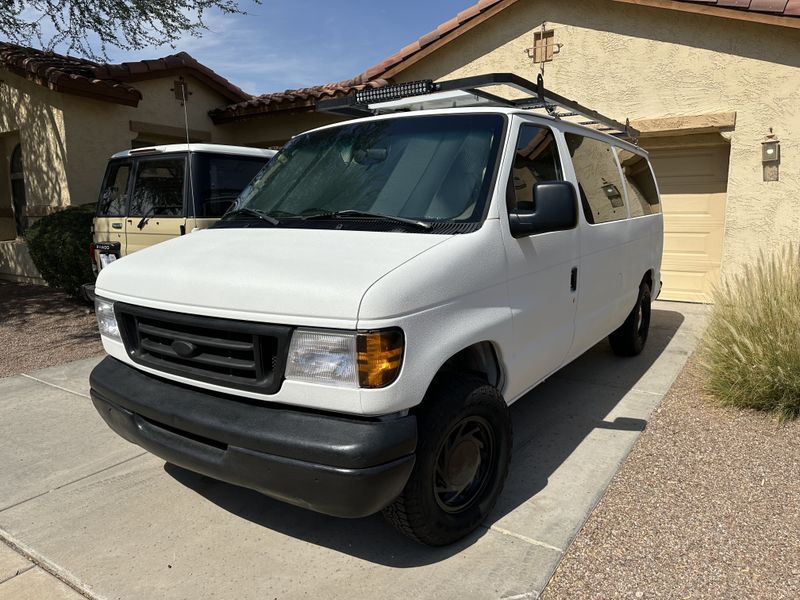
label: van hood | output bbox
[96,228,451,324]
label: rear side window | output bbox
[508,124,562,212]
[617,150,661,217]
[129,157,186,217]
[565,134,626,224]
[97,161,131,217]
[192,154,269,218]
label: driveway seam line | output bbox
[0,530,109,600]
[0,452,148,515]
[486,524,564,553]
[18,373,90,399]
[0,562,35,585]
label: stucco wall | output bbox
[0,72,70,214]
[216,111,349,147]
[60,75,232,208]
[397,0,800,277]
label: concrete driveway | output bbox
[0,301,706,600]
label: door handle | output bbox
[570,267,578,292]
[112,223,122,229]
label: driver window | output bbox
[129,157,186,217]
[508,125,562,213]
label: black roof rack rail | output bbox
[317,72,639,139]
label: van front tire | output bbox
[383,374,512,546]
[609,281,651,356]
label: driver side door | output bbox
[500,120,580,400]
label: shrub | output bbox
[25,205,95,297]
[701,244,800,420]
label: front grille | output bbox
[116,303,291,394]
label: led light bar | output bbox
[355,80,436,105]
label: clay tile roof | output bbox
[209,77,389,124]
[0,42,250,107]
[0,42,142,106]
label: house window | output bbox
[10,144,27,236]
[532,29,555,64]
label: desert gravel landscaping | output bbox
[0,281,102,378]
[543,356,800,600]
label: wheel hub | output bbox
[445,440,482,488]
[433,416,495,513]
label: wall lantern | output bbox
[762,128,780,182]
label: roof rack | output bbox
[317,72,639,139]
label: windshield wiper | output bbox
[302,210,431,230]
[221,207,280,226]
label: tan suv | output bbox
[85,143,275,298]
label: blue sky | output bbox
[102,0,473,96]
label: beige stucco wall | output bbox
[0,72,70,215]
[60,75,233,208]
[397,0,800,277]
[216,111,348,147]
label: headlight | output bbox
[285,329,403,388]
[95,296,121,342]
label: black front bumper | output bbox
[89,357,417,518]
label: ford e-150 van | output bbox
[89,74,663,546]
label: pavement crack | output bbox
[0,528,108,600]
[485,524,564,554]
[19,373,90,399]
[0,562,35,585]
[0,452,147,514]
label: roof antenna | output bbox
[173,77,195,225]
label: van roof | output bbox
[111,144,277,160]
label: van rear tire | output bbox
[609,282,651,356]
[383,374,512,546]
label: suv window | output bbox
[565,134,626,225]
[97,161,131,217]
[617,149,661,217]
[129,157,186,217]
[192,154,269,218]
[508,124,562,212]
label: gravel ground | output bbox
[0,281,102,378]
[542,356,800,599]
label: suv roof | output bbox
[111,143,276,160]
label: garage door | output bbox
[646,140,730,303]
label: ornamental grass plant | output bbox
[702,243,800,420]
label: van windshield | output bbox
[225,114,505,232]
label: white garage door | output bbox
[646,140,730,303]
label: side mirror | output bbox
[508,181,578,238]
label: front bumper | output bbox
[89,357,417,517]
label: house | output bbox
[2,0,799,301]
[211,0,800,303]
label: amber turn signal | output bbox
[357,330,404,388]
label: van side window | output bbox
[129,157,185,217]
[616,149,661,217]
[508,125,562,212]
[565,134,626,224]
[97,162,131,217]
[193,155,268,218]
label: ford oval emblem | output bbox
[171,340,198,358]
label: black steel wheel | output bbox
[383,374,512,546]
[609,281,652,356]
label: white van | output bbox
[89,74,663,546]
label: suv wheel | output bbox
[609,281,652,356]
[383,374,512,546]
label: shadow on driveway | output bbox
[165,308,686,567]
